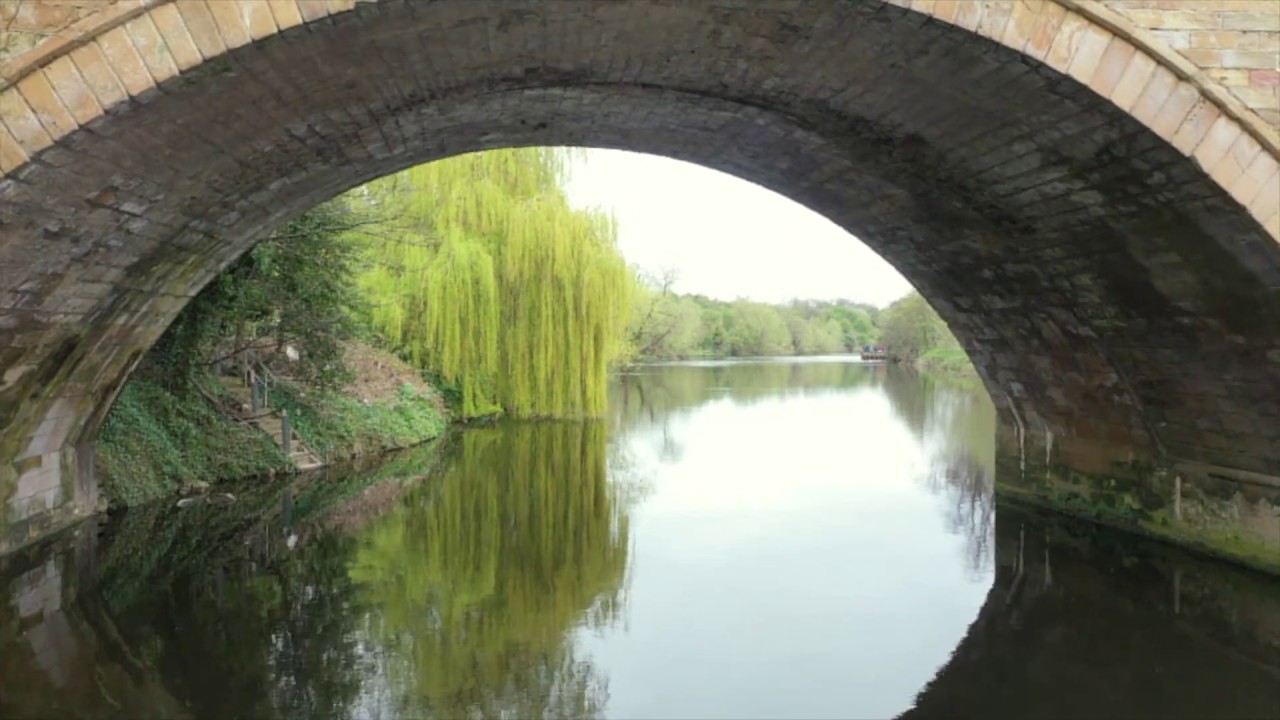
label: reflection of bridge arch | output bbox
[2,1,1279,558]
[902,505,1280,719]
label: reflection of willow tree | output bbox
[349,422,630,718]
[881,369,996,576]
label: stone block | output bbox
[0,87,54,156]
[1220,12,1280,33]
[266,1,306,32]
[1248,168,1280,222]
[93,27,154,99]
[1181,48,1224,66]
[1120,9,1217,30]
[1131,63,1177,124]
[238,0,280,41]
[1090,37,1137,98]
[0,122,28,173]
[14,464,59,505]
[174,1,229,61]
[977,1,1014,41]
[1230,149,1278,206]
[1172,100,1222,154]
[206,1,253,50]
[1066,26,1114,84]
[123,14,180,86]
[1207,68,1252,85]
[1150,29,1190,49]
[1024,2,1068,61]
[67,42,130,114]
[1220,50,1278,69]
[1191,30,1257,49]
[40,57,102,127]
[296,1,332,23]
[1229,86,1280,110]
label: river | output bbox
[1,357,1278,719]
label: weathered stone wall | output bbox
[1102,0,1280,126]
[2,2,1276,128]
[996,426,1280,573]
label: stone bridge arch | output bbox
[0,0,1278,559]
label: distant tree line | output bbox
[624,269,881,361]
[623,274,973,375]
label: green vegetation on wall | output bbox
[347,149,631,419]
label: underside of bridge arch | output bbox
[1,0,1278,562]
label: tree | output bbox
[625,268,704,360]
[723,301,793,356]
[878,291,960,361]
[347,149,632,419]
[147,202,368,390]
[824,305,878,351]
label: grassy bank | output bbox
[96,343,449,509]
[97,439,449,614]
[915,346,975,376]
[268,381,447,462]
[96,377,292,507]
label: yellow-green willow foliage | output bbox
[347,149,632,419]
[348,421,630,718]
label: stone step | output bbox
[216,378,322,473]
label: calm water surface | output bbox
[2,358,1278,719]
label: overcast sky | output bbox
[564,148,913,308]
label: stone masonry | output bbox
[16,2,1272,126]
[0,1,1278,565]
[1102,0,1280,127]
[1,1,125,61]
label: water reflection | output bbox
[593,360,996,718]
[609,359,883,494]
[612,360,995,577]
[895,375,997,578]
[2,359,1279,719]
[348,422,629,719]
[904,505,1280,719]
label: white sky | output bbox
[565,148,913,308]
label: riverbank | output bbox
[914,346,977,377]
[626,350,882,364]
[95,343,449,509]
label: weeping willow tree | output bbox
[348,421,630,718]
[347,149,632,419]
